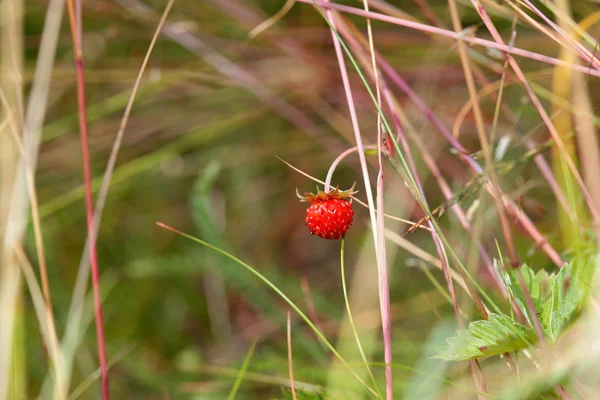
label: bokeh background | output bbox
[4,0,600,398]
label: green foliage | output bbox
[434,313,538,361]
[503,256,598,342]
[501,263,550,328]
[540,256,597,341]
[437,255,598,361]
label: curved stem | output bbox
[325,145,377,192]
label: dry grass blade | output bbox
[247,0,295,40]
[1,92,63,397]
[469,0,600,225]
[5,0,64,244]
[13,247,64,399]
[447,0,518,268]
[0,0,25,395]
[403,177,484,235]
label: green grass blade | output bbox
[340,239,382,398]
[156,222,378,397]
[228,338,257,400]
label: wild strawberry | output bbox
[297,184,356,240]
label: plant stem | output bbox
[64,0,109,398]
[294,0,600,78]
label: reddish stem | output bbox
[65,1,109,397]
[75,58,109,400]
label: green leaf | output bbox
[540,255,598,341]
[434,313,538,361]
[505,264,550,327]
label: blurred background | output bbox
[2,0,600,398]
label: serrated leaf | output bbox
[505,265,550,327]
[434,313,538,361]
[540,255,598,341]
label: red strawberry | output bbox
[297,185,356,240]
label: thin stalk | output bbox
[286,312,297,400]
[447,0,519,267]
[321,3,378,250]
[311,4,540,355]
[469,0,600,226]
[63,0,108,398]
[6,0,64,244]
[13,247,63,398]
[325,145,377,192]
[58,1,175,395]
[2,104,63,398]
[388,88,485,394]
[0,0,25,396]
[374,47,563,267]
[282,156,427,230]
[375,170,392,400]
[412,0,445,27]
[519,0,600,69]
[340,239,381,397]
[118,0,345,156]
[450,71,574,218]
[548,0,583,250]
[337,20,504,304]
[227,339,257,400]
[337,13,484,390]
[319,4,388,395]
[157,222,378,396]
[294,0,600,78]
[360,6,391,396]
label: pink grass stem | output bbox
[382,67,479,394]
[335,21,526,327]
[76,57,110,400]
[390,105,465,321]
[375,171,393,400]
[469,0,600,225]
[65,1,109,398]
[320,4,391,398]
[519,0,600,70]
[451,79,573,217]
[374,50,564,267]
[325,145,376,192]
[365,2,392,393]
[295,0,600,78]
[76,56,109,400]
[321,8,378,245]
